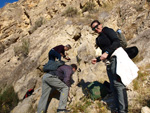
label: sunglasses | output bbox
[92,24,99,31]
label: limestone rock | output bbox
[0,0,150,113]
[11,96,33,113]
[141,106,150,113]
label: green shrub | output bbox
[0,86,19,113]
[134,5,144,12]
[96,101,108,113]
[69,97,107,113]
[132,54,144,63]
[136,92,150,110]
[29,17,44,34]
[133,79,139,90]
[128,104,141,113]
[21,38,30,57]
[34,17,43,29]
[133,69,149,90]
[14,38,30,58]
[131,65,150,112]
[69,98,92,112]
[82,2,96,13]
[62,7,78,17]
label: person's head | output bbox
[64,44,72,51]
[71,64,77,72]
[91,20,103,34]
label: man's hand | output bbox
[91,59,97,64]
[100,52,108,61]
[65,57,71,61]
[66,57,71,60]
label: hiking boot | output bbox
[57,109,70,113]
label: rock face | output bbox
[0,0,150,113]
[141,106,150,113]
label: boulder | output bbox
[141,106,150,113]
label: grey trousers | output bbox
[37,73,69,113]
[107,56,128,113]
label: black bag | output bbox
[125,46,139,59]
[43,60,65,72]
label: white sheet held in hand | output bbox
[112,47,139,86]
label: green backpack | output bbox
[86,81,109,100]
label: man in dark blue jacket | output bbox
[91,20,128,113]
[37,64,77,113]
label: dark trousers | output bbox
[48,49,61,61]
[107,56,128,113]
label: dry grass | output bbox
[14,38,30,59]
[62,0,121,26]
[82,2,97,13]
[28,105,37,113]
[62,7,78,17]
[134,5,144,12]
[130,64,150,112]
[133,64,150,91]
[132,51,144,63]
[29,17,45,34]
[97,0,122,13]
[69,98,108,113]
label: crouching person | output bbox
[37,64,77,113]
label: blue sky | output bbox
[0,0,19,8]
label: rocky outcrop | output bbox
[0,0,150,113]
[141,106,150,113]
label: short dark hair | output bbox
[71,64,77,70]
[91,20,101,28]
